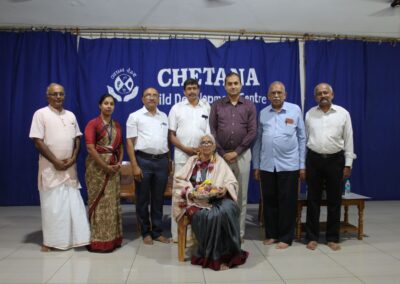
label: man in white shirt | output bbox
[126,87,170,245]
[29,83,90,252]
[305,83,356,251]
[168,78,210,242]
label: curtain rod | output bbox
[0,26,399,42]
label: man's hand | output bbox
[223,151,238,164]
[343,167,351,179]
[132,165,143,182]
[168,160,173,175]
[62,158,76,169]
[254,169,260,181]
[54,159,68,171]
[183,146,199,156]
[299,169,306,181]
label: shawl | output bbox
[173,153,238,221]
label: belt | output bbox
[307,148,344,159]
[136,150,169,160]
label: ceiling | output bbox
[0,0,399,38]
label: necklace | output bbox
[101,119,113,145]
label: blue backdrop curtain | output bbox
[0,31,79,205]
[304,40,400,199]
[77,38,300,203]
[362,42,400,199]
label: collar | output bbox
[48,105,64,114]
[223,95,244,104]
[268,101,288,113]
[317,103,337,113]
[183,98,202,107]
[142,106,160,115]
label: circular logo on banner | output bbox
[107,68,139,102]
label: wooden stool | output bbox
[177,215,189,262]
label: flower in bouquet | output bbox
[192,179,222,199]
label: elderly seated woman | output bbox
[173,134,248,271]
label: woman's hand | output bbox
[216,186,227,198]
[104,164,119,174]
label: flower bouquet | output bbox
[191,179,224,200]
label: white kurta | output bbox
[30,105,90,249]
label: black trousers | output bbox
[135,155,169,239]
[260,170,299,245]
[305,150,345,243]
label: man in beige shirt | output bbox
[29,83,90,251]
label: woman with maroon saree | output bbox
[84,94,123,253]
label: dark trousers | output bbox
[260,170,299,245]
[305,150,345,243]
[135,155,169,239]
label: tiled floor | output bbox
[1,202,400,284]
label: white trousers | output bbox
[40,184,90,250]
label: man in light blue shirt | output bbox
[253,81,306,249]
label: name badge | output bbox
[285,118,294,125]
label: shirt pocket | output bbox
[198,113,209,132]
[160,121,169,138]
[282,124,296,137]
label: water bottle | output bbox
[344,179,351,196]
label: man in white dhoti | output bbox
[29,83,90,252]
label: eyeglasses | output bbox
[143,93,159,98]
[200,141,213,146]
[48,92,65,97]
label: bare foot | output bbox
[220,263,229,271]
[327,242,341,251]
[41,245,52,252]
[306,241,318,250]
[154,235,171,244]
[275,242,289,249]
[143,235,153,245]
[263,238,276,245]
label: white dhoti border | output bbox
[39,184,90,250]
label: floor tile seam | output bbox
[360,242,400,261]
[0,242,26,262]
[124,242,140,284]
[323,248,369,283]
[263,248,286,283]
[281,275,366,282]
[251,239,269,260]
[44,253,73,284]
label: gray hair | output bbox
[314,83,333,96]
[268,81,286,94]
[46,83,64,95]
[200,134,216,145]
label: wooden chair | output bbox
[177,214,190,262]
[120,162,136,202]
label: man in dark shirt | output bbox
[209,72,257,240]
